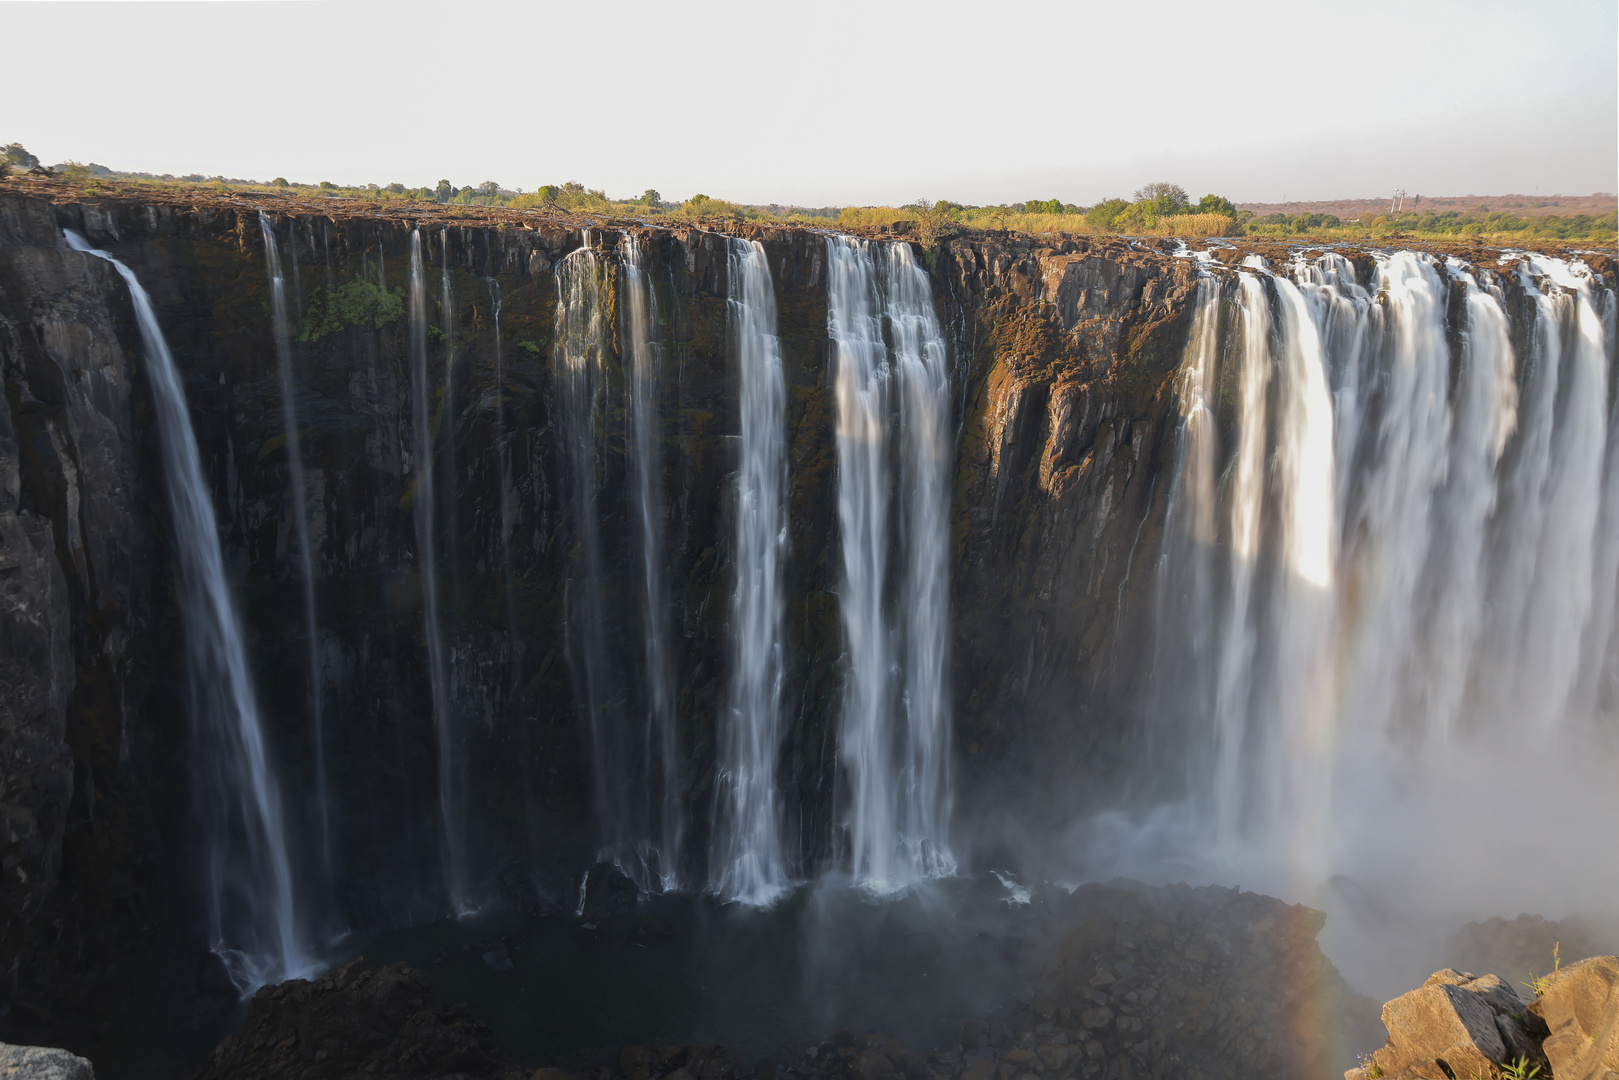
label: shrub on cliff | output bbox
[298,280,404,343]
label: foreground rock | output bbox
[191,958,525,1080]
[1529,956,1619,1080]
[1348,956,1619,1080]
[0,1043,94,1080]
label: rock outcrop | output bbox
[0,1042,95,1080]
[1348,957,1619,1080]
[1530,957,1619,1080]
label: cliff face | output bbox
[0,192,1199,1038]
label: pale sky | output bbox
[3,0,1615,206]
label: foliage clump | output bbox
[298,279,404,343]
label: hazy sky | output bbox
[4,0,1615,206]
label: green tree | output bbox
[477,180,500,197]
[435,179,453,202]
[536,184,561,203]
[319,180,337,191]
[1195,193,1235,215]
[385,182,405,194]
[1134,182,1190,216]
[3,143,39,169]
[908,198,960,246]
[1024,197,1066,215]
[641,188,661,206]
[1084,198,1131,230]
[272,177,290,187]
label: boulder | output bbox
[192,959,522,1080]
[0,1044,94,1080]
[1371,978,1508,1079]
[1528,955,1619,1080]
[580,862,638,920]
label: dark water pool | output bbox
[329,877,1033,1066]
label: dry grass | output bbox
[958,209,1093,234]
[1153,214,1239,238]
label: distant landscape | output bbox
[4,141,1616,244]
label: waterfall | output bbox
[826,236,955,891]
[64,230,309,990]
[887,242,956,881]
[553,243,629,867]
[408,230,466,911]
[827,237,895,886]
[1138,250,1618,929]
[259,213,334,885]
[710,237,789,905]
[488,277,520,682]
[440,229,463,616]
[622,235,684,888]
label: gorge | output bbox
[0,184,1615,1078]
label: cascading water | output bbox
[553,243,632,870]
[621,235,684,888]
[409,230,467,911]
[1131,248,1618,992]
[259,213,334,885]
[887,242,956,881]
[64,230,309,990]
[710,237,790,905]
[826,236,955,891]
[826,237,895,887]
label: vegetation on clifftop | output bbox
[4,141,1614,246]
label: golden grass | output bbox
[1152,214,1239,238]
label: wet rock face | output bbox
[0,194,1205,1045]
[0,195,168,1024]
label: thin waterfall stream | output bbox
[554,242,629,871]
[64,230,310,990]
[622,234,684,888]
[259,212,334,889]
[409,230,467,911]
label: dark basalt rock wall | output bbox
[0,193,1200,1050]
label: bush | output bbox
[1084,198,1131,230]
[298,280,404,342]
